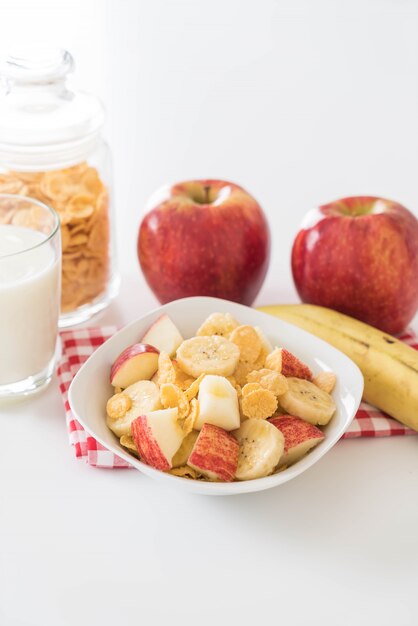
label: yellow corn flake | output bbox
[230,325,262,363]
[247,368,289,396]
[81,167,104,196]
[254,348,268,369]
[0,178,23,194]
[264,347,282,372]
[157,351,177,385]
[185,373,205,401]
[182,398,199,434]
[196,312,239,338]
[67,193,95,221]
[61,224,71,251]
[241,388,278,420]
[160,383,189,418]
[233,360,254,386]
[40,171,75,201]
[172,361,194,390]
[113,386,123,394]
[226,375,237,387]
[120,434,138,455]
[233,354,265,386]
[313,371,336,394]
[106,392,132,419]
[242,382,263,396]
[169,465,199,479]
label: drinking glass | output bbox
[0,194,61,397]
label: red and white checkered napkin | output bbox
[57,326,418,469]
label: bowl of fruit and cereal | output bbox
[68,297,364,495]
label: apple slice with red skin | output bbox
[268,415,324,466]
[131,407,185,471]
[141,314,183,358]
[281,349,312,380]
[267,348,312,380]
[188,423,239,482]
[110,343,159,388]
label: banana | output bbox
[233,418,284,480]
[106,380,162,438]
[280,377,336,425]
[196,312,239,338]
[258,303,418,431]
[176,335,240,378]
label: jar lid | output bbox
[0,47,105,169]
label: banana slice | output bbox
[106,380,162,437]
[233,418,284,480]
[176,335,240,378]
[280,377,336,425]
[196,312,239,338]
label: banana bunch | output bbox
[258,304,418,431]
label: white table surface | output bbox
[1,1,418,624]
[1,273,417,626]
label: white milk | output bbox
[0,224,60,384]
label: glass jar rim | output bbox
[0,47,74,83]
[0,193,60,259]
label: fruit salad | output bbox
[105,312,337,482]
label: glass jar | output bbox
[0,47,119,327]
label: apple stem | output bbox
[204,185,211,204]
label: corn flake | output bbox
[182,398,199,434]
[241,388,278,420]
[230,325,262,363]
[156,351,177,385]
[247,368,289,396]
[242,382,263,396]
[120,434,138,455]
[185,373,205,401]
[160,383,189,418]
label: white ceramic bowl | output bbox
[69,296,364,495]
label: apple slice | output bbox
[188,423,239,481]
[268,415,324,466]
[106,380,162,438]
[131,407,185,471]
[110,343,159,388]
[141,314,183,357]
[194,374,240,431]
[265,348,313,380]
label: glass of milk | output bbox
[0,194,61,397]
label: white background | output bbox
[1,1,418,625]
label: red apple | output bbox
[141,314,183,357]
[268,415,325,466]
[291,196,418,335]
[138,180,270,305]
[110,343,159,388]
[188,423,239,481]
